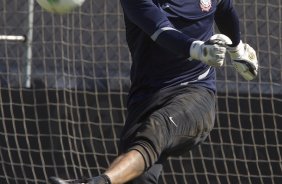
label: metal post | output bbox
[25,0,35,88]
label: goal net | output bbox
[0,1,281,184]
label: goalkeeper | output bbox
[50,0,258,183]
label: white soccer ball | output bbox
[36,0,85,14]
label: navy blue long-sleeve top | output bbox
[120,0,241,105]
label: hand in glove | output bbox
[190,34,232,67]
[227,41,258,80]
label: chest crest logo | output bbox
[200,0,212,12]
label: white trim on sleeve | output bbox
[150,27,180,41]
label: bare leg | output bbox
[49,150,145,184]
[104,150,145,184]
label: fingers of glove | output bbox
[190,39,227,67]
[207,34,232,46]
[233,44,258,80]
[210,45,226,64]
[228,42,258,80]
[245,44,258,64]
[232,60,258,80]
[227,41,244,59]
[214,47,226,63]
[203,45,226,67]
[233,44,258,69]
[209,58,224,67]
[204,45,226,66]
[214,45,227,56]
[205,59,223,67]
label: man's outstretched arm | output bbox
[215,0,258,80]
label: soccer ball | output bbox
[36,0,85,14]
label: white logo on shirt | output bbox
[200,0,212,12]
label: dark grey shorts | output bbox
[120,85,216,171]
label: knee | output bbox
[128,140,158,170]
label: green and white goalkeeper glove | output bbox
[190,34,232,67]
[227,41,258,80]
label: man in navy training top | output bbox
[50,0,258,183]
